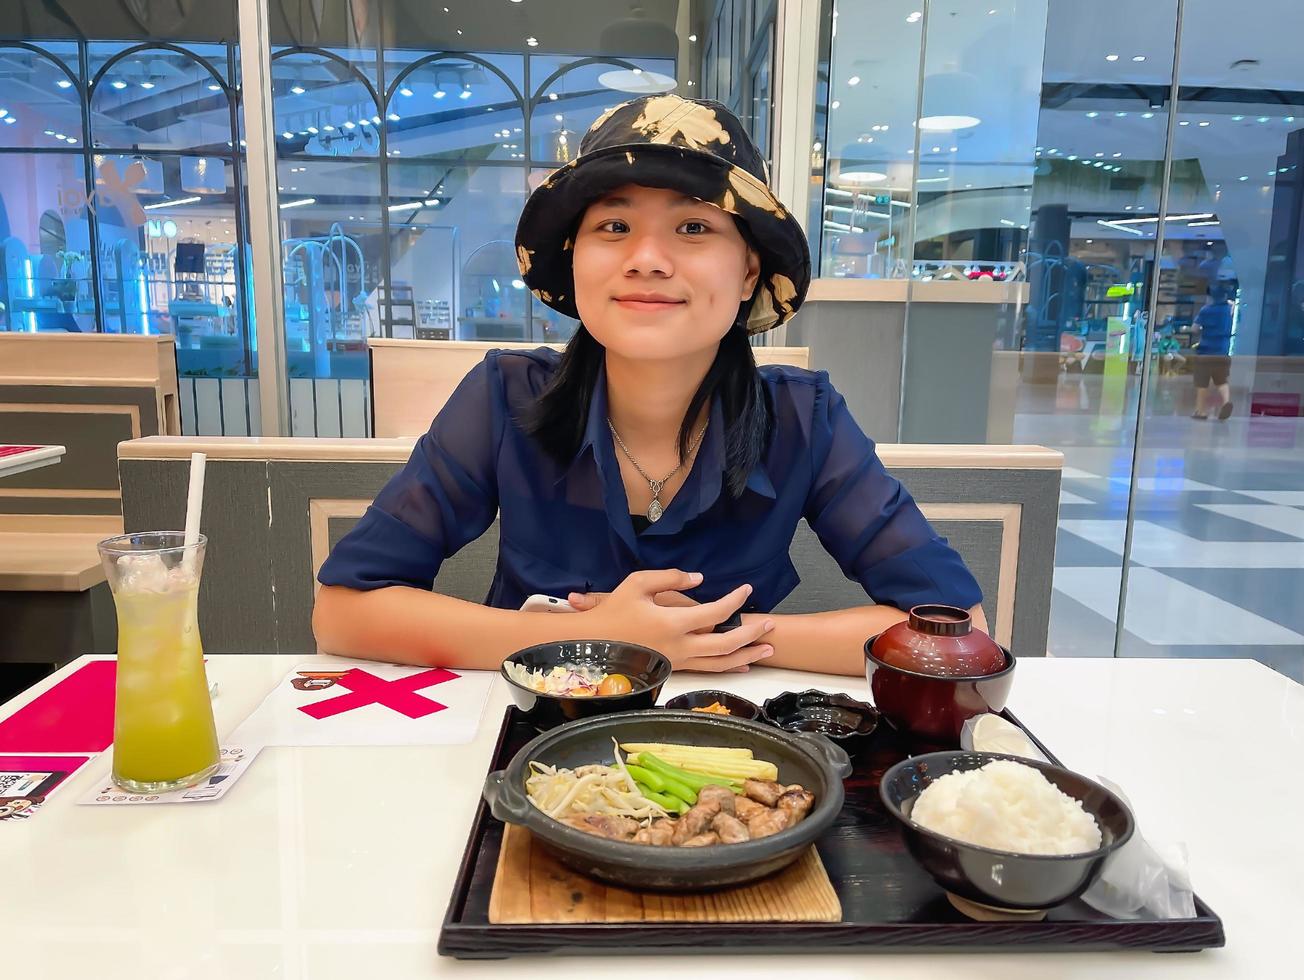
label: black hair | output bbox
[520,219,773,498]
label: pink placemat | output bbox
[0,660,116,752]
[0,445,42,459]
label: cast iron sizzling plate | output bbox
[483,709,852,891]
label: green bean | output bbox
[635,782,686,813]
[625,764,666,793]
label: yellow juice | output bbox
[112,584,219,788]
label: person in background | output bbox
[1191,283,1236,421]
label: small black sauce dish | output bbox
[662,689,762,721]
[761,689,880,753]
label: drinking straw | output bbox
[182,451,207,574]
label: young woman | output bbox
[314,95,985,677]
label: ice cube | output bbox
[116,553,171,594]
[166,565,198,591]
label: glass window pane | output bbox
[1126,0,1304,679]
[529,55,676,164]
[0,151,95,332]
[388,55,524,164]
[92,48,233,153]
[0,46,83,150]
[819,0,924,279]
[273,50,382,380]
[92,153,244,358]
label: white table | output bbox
[0,443,64,478]
[1,656,1300,978]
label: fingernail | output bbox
[737,665,750,672]
[761,646,774,657]
[688,572,703,584]
[743,583,754,595]
[763,620,775,632]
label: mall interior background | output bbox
[1,0,1300,679]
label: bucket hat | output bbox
[514,94,810,334]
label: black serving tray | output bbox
[437,706,1224,959]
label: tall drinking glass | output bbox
[98,531,219,793]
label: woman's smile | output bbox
[612,291,687,314]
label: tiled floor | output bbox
[1014,372,1304,681]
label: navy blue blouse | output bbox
[317,348,982,613]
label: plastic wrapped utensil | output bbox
[961,714,1196,919]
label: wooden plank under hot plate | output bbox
[488,824,842,924]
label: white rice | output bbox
[910,759,1102,855]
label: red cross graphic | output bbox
[297,667,458,720]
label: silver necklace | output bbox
[606,417,708,523]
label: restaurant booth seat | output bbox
[367,339,812,438]
[117,437,1062,657]
[0,334,182,666]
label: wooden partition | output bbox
[119,437,1061,658]
[368,339,812,437]
[0,334,180,515]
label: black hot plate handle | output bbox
[483,769,532,823]
[790,731,853,778]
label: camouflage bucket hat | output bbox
[514,94,811,335]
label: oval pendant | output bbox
[647,499,664,523]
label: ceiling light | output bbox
[1132,55,1146,62]
[554,113,563,122]
[1231,115,1244,121]
[323,124,335,131]
[526,36,539,47]
[342,121,355,129]
[1067,154,1078,160]
[932,145,941,152]
[1048,147,1059,154]
[848,76,861,86]
[906,11,922,23]
[43,129,53,136]
[1142,112,1154,118]
[434,89,447,99]
[1238,175,1249,181]
[831,101,840,109]
[1257,116,1269,123]
[279,197,316,209]
[140,81,155,90]
[1113,152,1122,157]
[111,80,127,90]
[917,114,978,130]
[1086,111,1099,118]
[282,131,293,138]
[56,79,72,89]
[836,170,888,187]
[359,117,371,126]
[143,196,201,210]
[1105,54,1119,62]
[207,83,221,92]
[1115,111,1127,117]
[458,87,472,99]
[400,87,413,97]
[290,85,305,95]
[2,117,15,125]
[1179,120,1190,126]
[1095,152,1104,157]
[1286,116,1296,123]
[1199,121,1211,127]
[388,113,400,121]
